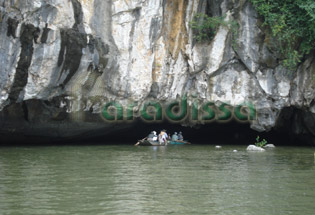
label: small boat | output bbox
[135,138,190,146]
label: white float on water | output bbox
[215,146,222,149]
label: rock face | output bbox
[0,0,314,143]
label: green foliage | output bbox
[250,0,315,69]
[189,13,238,44]
[254,136,267,148]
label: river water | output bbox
[0,145,315,215]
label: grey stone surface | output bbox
[247,145,265,152]
[264,144,276,148]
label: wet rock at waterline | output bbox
[247,145,266,152]
[0,0,315,143]
[264,144,276,148]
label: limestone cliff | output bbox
[0,0,314,143]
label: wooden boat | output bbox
[135,138,190,146]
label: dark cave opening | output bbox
[0,102,312,146]
[0,101,313,146]
[75,120,299,146]
[0,120,307,146]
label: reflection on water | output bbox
[0,145,315,215]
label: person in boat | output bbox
[171,132,179,141]
[159,130,168,145]
[178,131,183,141]
[152,131,158,141]
[148,131,158,142]
[163,131,168,145]
[148,131,154,139]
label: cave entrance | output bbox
[76,119,299,146]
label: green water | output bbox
[0,145,315,215]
